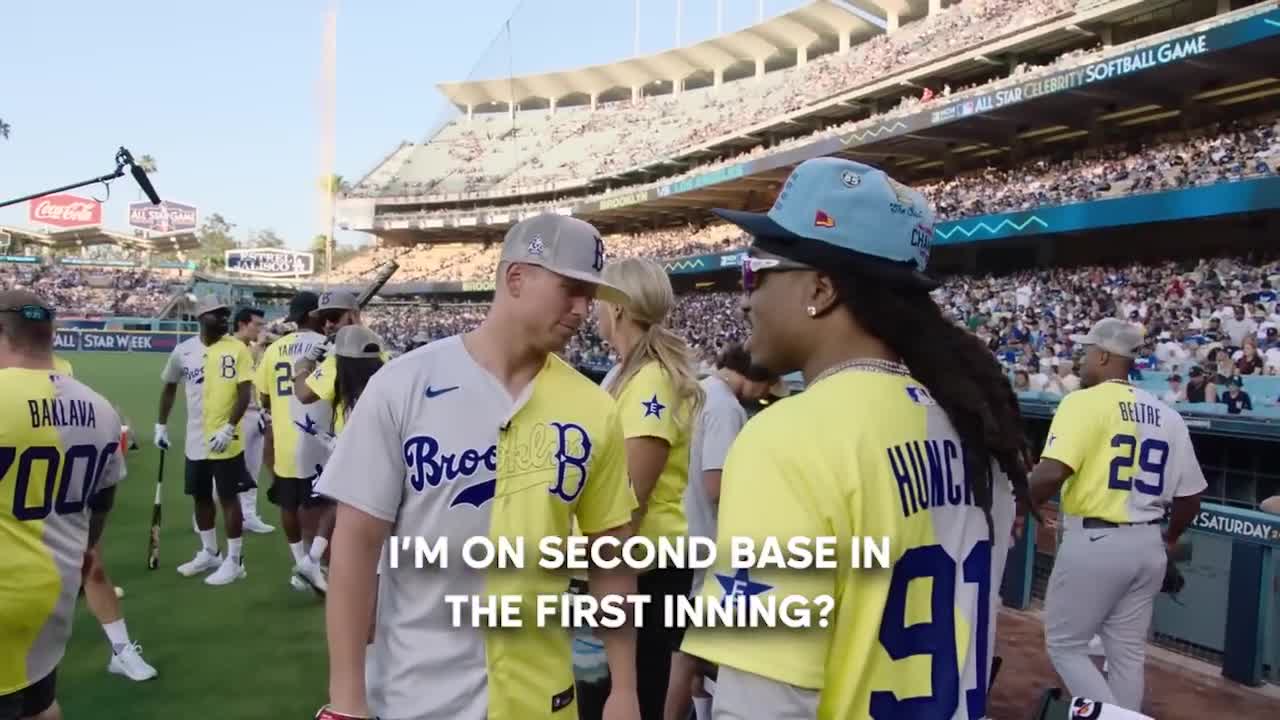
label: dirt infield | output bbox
[990,608,1278,719]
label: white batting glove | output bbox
[305,341,331,364]
[154,423,170,450]
[209,423,236,453]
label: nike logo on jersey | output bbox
[1088,535,1106,542]
[424,385,459,398]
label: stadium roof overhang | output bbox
[0,224,201,253]
[435,0,900,109]
[377,17,1280,242]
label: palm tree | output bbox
[0,118,10,140]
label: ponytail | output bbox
[607,323,705,430]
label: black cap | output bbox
[288,291,320,323]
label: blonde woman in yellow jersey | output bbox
[596,256,704,719]
[1028,318,1204,712]
[0,291,128,720]
[681,158,1032,720]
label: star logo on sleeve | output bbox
[641,394,666,419]
[716,568,773,605]
[294,414,318,436]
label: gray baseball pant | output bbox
[1044,521,1166,711]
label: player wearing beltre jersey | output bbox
[0,291,128,720]
[682,159,1030,719]
[256,291,330,592]
[1029,318,1204,712]
[314,214,643,720]
[155,297,254,586]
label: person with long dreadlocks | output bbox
[304,325,388,446]
[681,158,1028,720]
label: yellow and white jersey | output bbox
[604,360,694,543]
[254,330,328,478]
[314,336,636,720]
[161,335,253,461]
[1041,380,1207,524]
[682,370,1015,720]
[305,349,392,436]
[0,368,126,694]
[51,355,74,377]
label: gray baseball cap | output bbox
[1070,318,1144,358]
[317,289,359,313]
[499,214,629,306]
[334,325,385,359]
[196,296,229,316]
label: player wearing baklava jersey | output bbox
[0,290,127,719]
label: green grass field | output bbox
[58,352,327,719]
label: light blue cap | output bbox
[713,158,938,289]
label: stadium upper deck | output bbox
[337,0,1280,243]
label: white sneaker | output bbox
[108,642,158,681]
[289,575,310,592]
[177,549,222,577]
[243,514,275,534]
[294,557,328,597]
[204,557,247,586]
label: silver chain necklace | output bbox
[810,357,912,386]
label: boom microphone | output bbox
[131,162,162,205]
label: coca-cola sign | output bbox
[28,194,102,229]
[128,200,198,233]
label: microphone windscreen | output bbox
[131,164,162,205]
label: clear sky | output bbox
[1,0,811,250]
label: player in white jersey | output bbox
[190,307,274,536]
[155,297,255,586]
[0,291,127,720]
[1029,319,1205,711]
[258,292,331,593]
[314,214,643,720]
[291,289,366,595]
[665,344,774,720]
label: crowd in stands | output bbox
[318,223,746,284]
[14,244,1280,419]
[326,116,1280,285]
[1,264,177,318]
[348,0,1079,199]
[354,252,1280,419]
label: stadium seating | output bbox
[349,0,1079,199]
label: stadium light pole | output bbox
[676,0,682,46]
[758,0,764,22]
